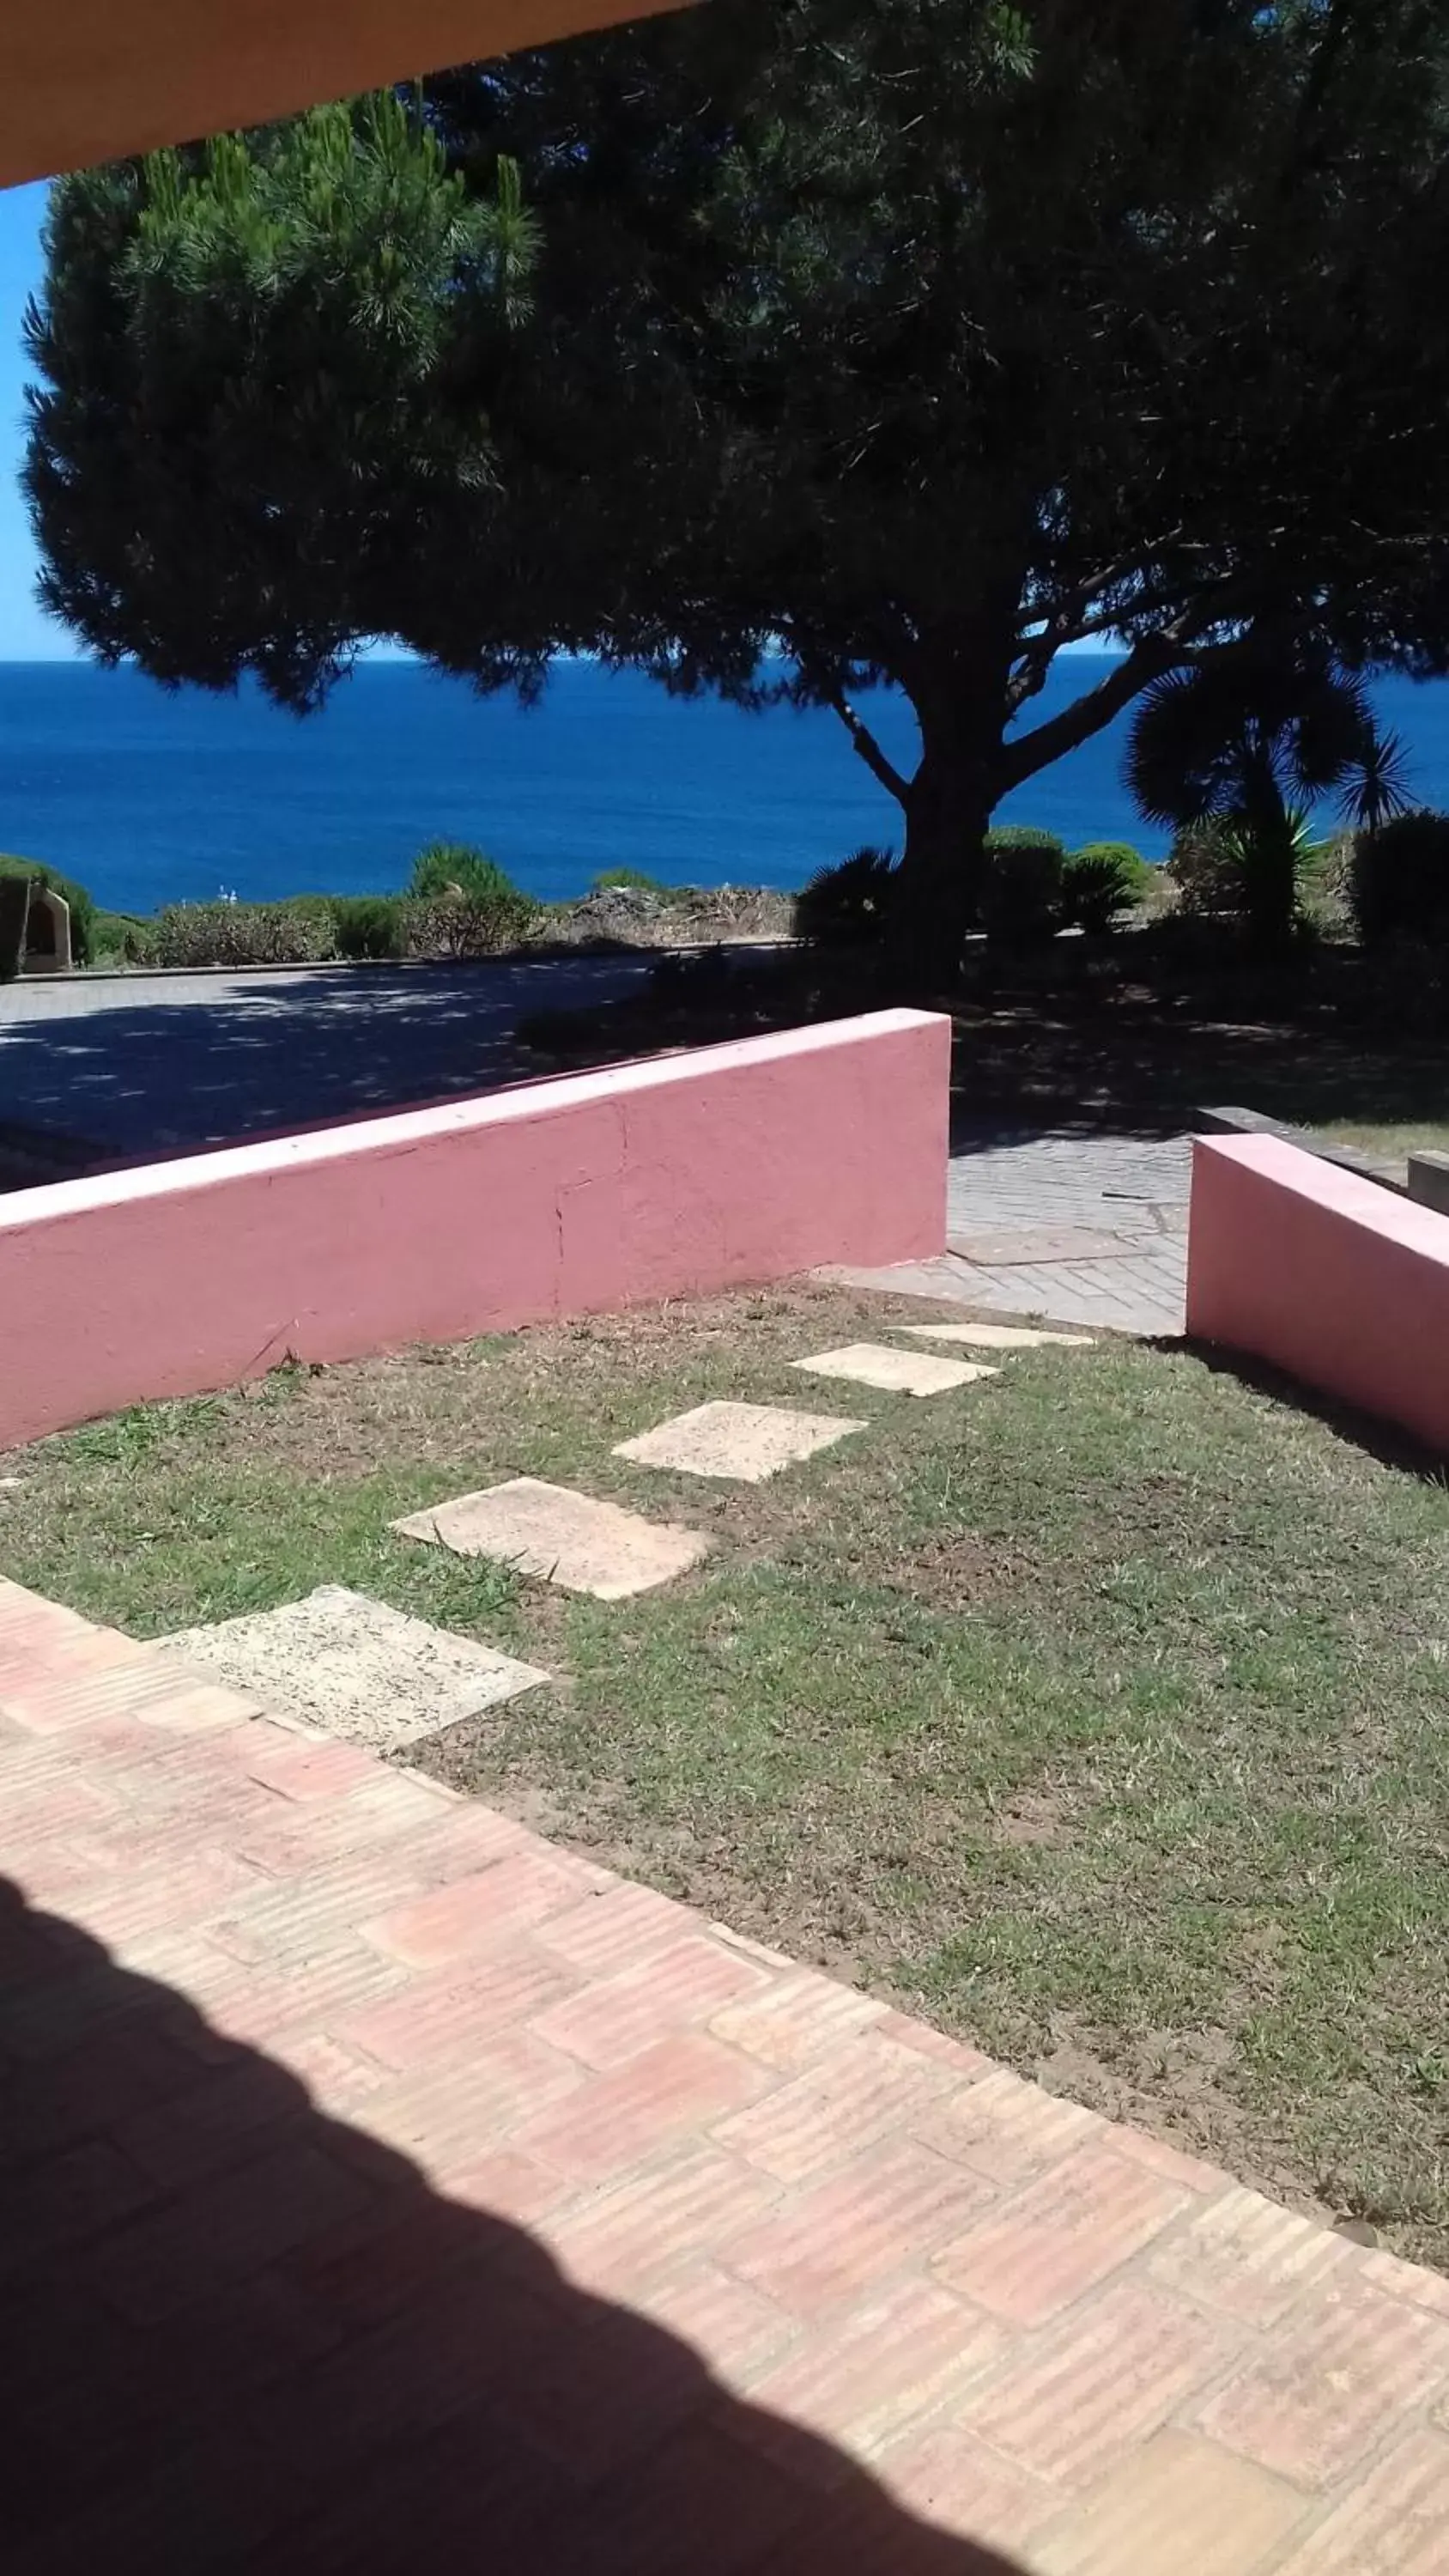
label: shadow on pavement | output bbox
[0,1874,1029,2576]
[0,957,651,1165]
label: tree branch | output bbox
[999,593,1268,787]
[999,635,1175,784]
[826,686,911,805]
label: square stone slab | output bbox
[948,1227,1131,1265]
[614,1400,864,1484]
[792,1343,999,1397]
[897,1323,1095,1350]
[392,1479,710,1600]
[161,1586,549,1751]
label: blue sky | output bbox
[0,184,68,659]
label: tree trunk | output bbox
[1240,811,1300,958]
[891,713,998,981]
[1236,758,1299,959]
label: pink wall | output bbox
[0,1010,949,1446]
[1187,1133,1449,1454]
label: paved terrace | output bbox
[840,1131,1191,1338]
[3,1578,1446,2573]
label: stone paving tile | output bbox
[947,1227,1134,1266]
[897,1322,1095,1349]
[162,1587,549,1751]
[1193,2272,1449,2489]
[1146,2184,1351,2324]
[957,2274,1234,2492]
[877,2421,1064,2557]
[392,1476,711,1598]
[792,1343,1000,1397]
[824,1122,1194,1337]
[1272,2425,1449,2573]
[931,2135,1191,2324]
[615,1399,864,1482]
[5,1573,1449,2576]
[1028,2427,1310,2575]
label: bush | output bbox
[979,828,1064,942]
[589,866,676,898]
[408,841,506,901]
[400,893,539,958]
[145,900,339,968]
[1061,841,1151,933]
[1357,932,1449,1032]
[330,894,403,960]
[0,853,97,965]
[984,823,1066,854]
[403,844,539,951]
[1165,821,1249,920]
[91,908,150,963]
[793,846,898,945]
[1349,811,1449,947]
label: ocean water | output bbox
[3,654,1449,914]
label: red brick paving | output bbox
[3,1577,1448,2573]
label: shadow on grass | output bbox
[0,1874,1028,2576]
[1173,1337,1449,1482]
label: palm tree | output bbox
[1125,657,1411,952]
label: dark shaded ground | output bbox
[4,932,1444,1176]
[520,937,1449,1147]
[0,956,652,1164]
[0,1875,1025,2576]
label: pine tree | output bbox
[27,3,1449,957]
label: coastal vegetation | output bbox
[25,0,1449,962]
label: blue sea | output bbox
[3,654,1449,915]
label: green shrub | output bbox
[979,829,1064,942]
[330,894,403,960]
[403,844,538,950]
[1357,931,1449,1032]
[793,846,898,945]
[589,866,675,898]
[146,900,339,968]
[92,908,150,963]
[984,823,1067,854]
[0,854,97,965]
[1349,811,1449,947]
[1165,821,1249,920]
[408,841,507,901]
[1061,841,1151,932]
[400,892,539,958]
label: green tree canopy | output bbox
[26,0,1449,953]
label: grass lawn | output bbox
[6,1281,1449,2267]
[1319,1117,1449,1170]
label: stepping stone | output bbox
[949,1227,1130,1265]
[615,1400,864,1484]
[792,1343,999,1398]
[161,1585,549,1751]
[392,1478,709,1600]
[896,1323,1095,1350]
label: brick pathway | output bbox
[4,1578,1449,2573]
[832,1131,1190,1337]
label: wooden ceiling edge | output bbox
[1,0,688,191]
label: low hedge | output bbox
[140,882,543,969]
[979,826,1064,942]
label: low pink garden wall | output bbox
[0,1008,949,1446]
[1187,1133,1449,1454]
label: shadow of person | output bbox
[0,1876,1029,2576]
